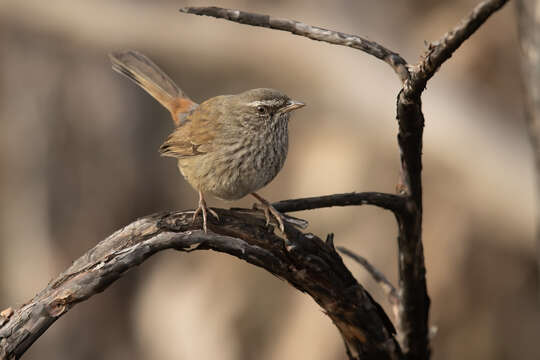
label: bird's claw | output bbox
[253,196,286,233]
[193,191,219,233]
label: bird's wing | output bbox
[159,97,223,158]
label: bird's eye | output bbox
[256,106,267,114]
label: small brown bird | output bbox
[109,50,304,232]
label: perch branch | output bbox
[180,6,410,82]
[0,208,402,360]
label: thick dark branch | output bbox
[180,6,410,82]
[406,0,509,97]
[0,208,402,360]
[395,2,507,358]
[272,192,406,214]
[395,95,429,360]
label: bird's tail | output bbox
[109,50,197,126]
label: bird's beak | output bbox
[279,100,305,113]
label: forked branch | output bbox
[406,0,509,97]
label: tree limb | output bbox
[0,209,402,360]
[394,2,507,358]
[393,94,429,359]
[179,6,410,83]
[272,192,406,214]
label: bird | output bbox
[109,50,305,233]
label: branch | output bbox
[0,209,402,360]
[272,192,406,214]
[338,247,398,307]
[395,2,507,358]
[179,6,410,83]
[406,0,509,97]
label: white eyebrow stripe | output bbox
[246,99,283,107]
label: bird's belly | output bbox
[178,138,288,200]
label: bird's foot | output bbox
[193,191,219,233]
[252,193,286,232]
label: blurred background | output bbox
[0,0,536,359]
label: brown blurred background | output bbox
[0,1,536,359]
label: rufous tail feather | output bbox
[109,50,197,126]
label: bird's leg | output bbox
[193,190,219,233]
[251,192,285,232]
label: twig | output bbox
[0,209,401,360]
[338,246,401,345]
[338,247,398,306]
[406,0,509,97]
[272,192,406,214]
[180,6,410,83]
